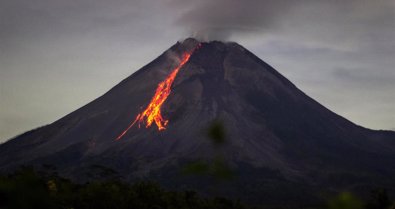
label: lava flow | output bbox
[115,46,199,140]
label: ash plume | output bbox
[171,0,395,41]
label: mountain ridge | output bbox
[0,38,394,204]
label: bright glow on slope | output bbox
[116,46,200,140]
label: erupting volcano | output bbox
[116,45,200,140]
[0,38,394,205]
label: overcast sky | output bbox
[1,0,394,142]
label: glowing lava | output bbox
[116,47,198,140]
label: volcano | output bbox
[0,38,394,205]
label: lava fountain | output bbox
[116,46,200,140]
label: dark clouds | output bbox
[0,0,394,142]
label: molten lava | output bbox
[116,47,199,140]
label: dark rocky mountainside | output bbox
[1,38,394,205]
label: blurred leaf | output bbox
[328,192,363,209]
[182,161,209,175]
[207,120,226,146]
[47,180,57,194]
[210,158,234,181]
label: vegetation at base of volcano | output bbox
[0,167,393,209]
[0,167,246,209]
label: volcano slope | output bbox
[0,38,394,205]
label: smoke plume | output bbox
[171,0,395,41]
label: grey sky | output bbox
[1,0,394,142]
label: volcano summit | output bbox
[0,38,394,204]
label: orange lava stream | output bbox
[115,50,195,140]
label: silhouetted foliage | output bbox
[0,167,394,209]
[0,167,54,209]
[0,168,246,209]
[366,188,391,209]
